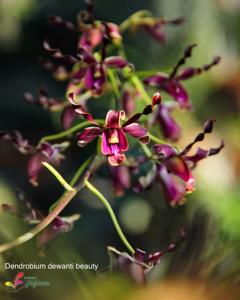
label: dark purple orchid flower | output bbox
[149,102,181,141]
[27,141,69,186]
[136,120,224,206]
[44,38,129,99]
[76,109,149,166]
[144,45,221,109]
[0,131,69,186]
[76,46,129,97]
[74,92,161,166]
[108,228,186,285]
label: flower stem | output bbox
[130,75,151,104]
[0,157,99,253]
[139,142,152,158]
[84,179,135,254]
[107,68,121,99]
[0,189,77,253]
[42,162,74,191]
[40,119,104,143]
[148,132,166,144]
[49,156,93,213]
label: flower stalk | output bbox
[84,179,135,254]
[0,156,99,253]
[42,162,75,191]
[40,119,104,143]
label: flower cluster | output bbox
[0,0,225,283]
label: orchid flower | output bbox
[144,44,221,109]
[136,120,224,206]
[0,131,69,186]
[74,92,161,166]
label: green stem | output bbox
[117,42,151,105]
[42,162,74,192]
[40,119,104,143]
[70,156,93,186]
[130,75,151,104]
[0,189,77,253]
[134,70,163,77]
[148,132,166,145]
[139,142,152,158]
[0,156,99,254]
[49,156,93,213]
[84,179,135,254]
[107,68,121,100]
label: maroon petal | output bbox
[40,142,54,158]
[157,104,181,141]
[37,216,76,248]
[48,142,69,165]
[101,129,128,157]
[78,27,104,50]
[164,156,195,192]
[104,56,129,68]
[177,56,221,80]
[157,164,186,206]
[181,119,216,155]
[68,93,98,125]
[184,140,224,168]
[144,73,168,87]
[123,123,149,144]
[105,110,125,128]
[77,46,96,64]
[169,44,197,78]
[136,165,157,191]
[110,165,131,196]
[27,152,48,186]
[166,80,191,109]
[61,106,78,130]
[123,92,161,127]
[153,144,177,158]
[40,59,70,81]
[107,247,148,285]
[101,131,112,155]
[76,127,102,147]
[118,129,129,151]
[24,89,64,112]
[91,63,106,94]
[43,39,77,64]
[0,130,34,154]
[143,23,166,43]
[147,227,187,265]
[48,15,76,31]
[106,22,122,43]
[84,66,95,90]
[176,67,202,80]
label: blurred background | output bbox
[0,0,240,299]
